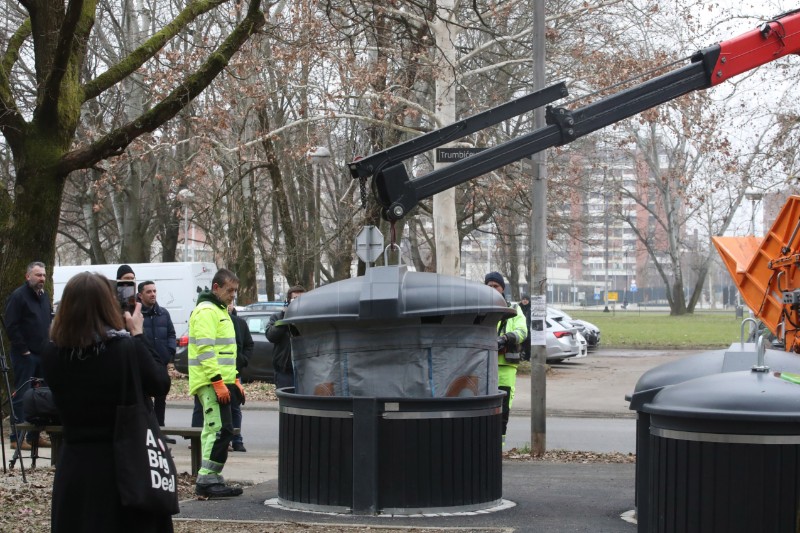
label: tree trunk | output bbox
[431,0,461,276]
[1,163,67,303]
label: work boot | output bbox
[37,434,51,448]
[195,483,243,498]
[10,440,31,451]
[232,442,247,452]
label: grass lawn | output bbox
[566,309,745,349]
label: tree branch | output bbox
[82,0,231,102]
[2,18,31,76]
[39,0,86,119]
[60,0,265,175]
[0,19,31,149]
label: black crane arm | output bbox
[349,9,800,221]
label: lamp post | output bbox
[603,190,610,312]
[745,188,764,236]
[178,189,195,261]
[307,146,331,287]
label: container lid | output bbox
[643,369,800,422]
[628,347,800,410]
[283,265,515,323]
[631,350,725,398]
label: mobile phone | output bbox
[114,281,137,314]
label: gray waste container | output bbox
[642,369,800,532]
[277,265,514,515]
[627,343,800,532]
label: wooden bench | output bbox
[13,423,63,470]
[161,426,204,475]
[14,424,236,476]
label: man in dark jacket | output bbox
[266,285,306,390]
[138,280,176,426]
[228,306,253,452]
[4,261,52,449]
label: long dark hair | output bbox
[50,272,125,348]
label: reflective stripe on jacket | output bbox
[188,300,237,395]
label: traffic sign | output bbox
[355,226,384,263]
[435,147,485,163]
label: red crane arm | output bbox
[712,10,800,86]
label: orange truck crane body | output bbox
[713,196,800,352]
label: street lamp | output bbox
[178,189,195,261]
[307,147,331,287]
[603,190,610,313]
[744,188,764,236]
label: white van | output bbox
[53,262,217,340]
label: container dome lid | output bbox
[629,348,800,410]
[283,265,515,323]
[632,350,726,396]
[643,369,800,421]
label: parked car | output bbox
[575,331,589,358]
[244,301,285,313]
[547,307,601,350]
[545,317,581,363]
[173,310,278,383]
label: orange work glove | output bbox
[234,378,246,406]
[211,378,230,404]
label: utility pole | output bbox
[530,0,547,457]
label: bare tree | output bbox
[0,0,266,308]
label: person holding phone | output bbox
[42,272,172,532]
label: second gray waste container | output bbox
[642,370,800,532]
[628,344,800,532]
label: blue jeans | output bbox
[10,352,42,442]
[231,402,243,445]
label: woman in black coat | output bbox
[42,272,173,533]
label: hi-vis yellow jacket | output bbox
[188,292,237,396]
[497,302,528,367]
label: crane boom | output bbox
[349,9,800,221]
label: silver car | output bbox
[547,307,601,351]
[545,317,580,363]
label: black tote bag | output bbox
[113,340,180,514]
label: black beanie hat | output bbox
[116,264,135,280]
[484,271,505,289]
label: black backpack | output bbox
[22,382,60,425]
